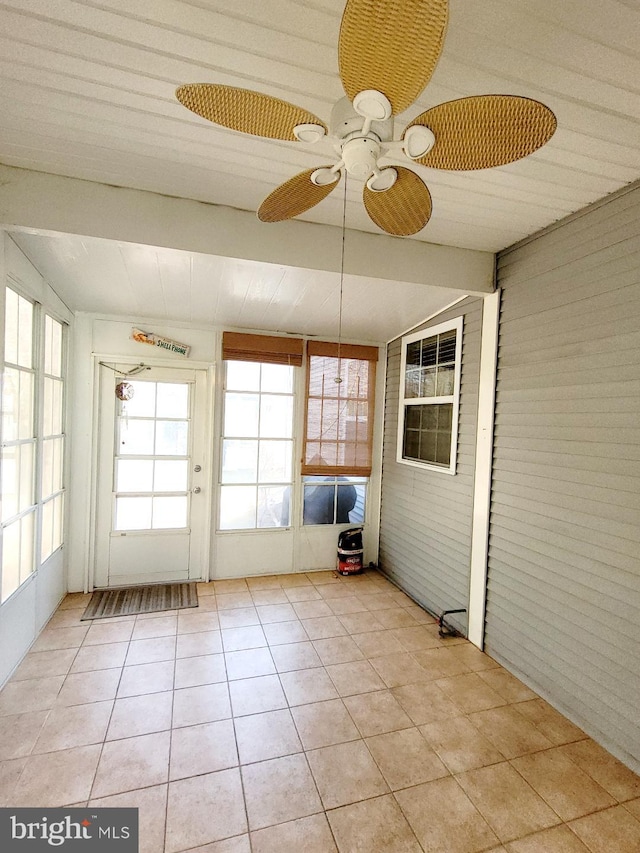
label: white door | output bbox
[94,365,209,587]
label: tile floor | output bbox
[1,568,639,852]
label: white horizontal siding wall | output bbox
[486,183,640,773]
[379,298,483,633]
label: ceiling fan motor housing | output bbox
[330,96,393,143]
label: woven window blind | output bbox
[302,341,378,476]
[222,331,304,366]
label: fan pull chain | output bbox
[335,172,348,385]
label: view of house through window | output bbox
[1,287,67,603]
[398,317,462,473]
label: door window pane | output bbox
[257,486,290,528]
[258,441,292,483]
[156,383,189,419]
[115,496,153,530]
[119,419,155,455]
[222,440,258,484]
[260,395,293,438]
[219,485,257,530]
[224,393,259,437]
[116,459,154,493]
[121,381,156,417]
[43,378,63,436]
[155,420,188,456]
[152,496,188,529]
[154,460,188,492]
[42,437,63,500]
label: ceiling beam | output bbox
[0,164,494,293]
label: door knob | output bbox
[193,486,201,494]
[194,465,202,472]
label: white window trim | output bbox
[396,316,463,475]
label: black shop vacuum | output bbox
[336,527,364,575]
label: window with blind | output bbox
[397,317,462,474]
[302,341,378,477]
[219,333,301,531]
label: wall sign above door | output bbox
[131,328,191,357]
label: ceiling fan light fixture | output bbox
[366,167,397,192]
[403,124,436,159]
[352,89,393,121]
[293,123,327,144]
[310,167,341,187]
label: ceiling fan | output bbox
[176,0,557,237]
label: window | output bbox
[219,360,295,530]
[1,288,67,603]
[397,317,462,474]
[302,475,367,525]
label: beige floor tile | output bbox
[313,636,364,665]
[0,675,64,715]
[165,768,247,853]
[92,730,170,797]
[512,747,616,821]
[505,824,592,852]
[624,798,640,820]
[327,794,422,853]
[468,705,554,759]
[70,642,129,673]
[31,625,89,652]
[478,669,538,704]
[301,616,347,640]
[569,804,640,853]
[337,611,385,634]
[12,648,78,680]
[90,783,168,853]
[117,660,175,697]
[12,744,102,806]
[392,681,462,726]
[343,690,413,737]
[291,699,360,750]
[396,776,499,853]
[448,644,501,672]
[325,659,386,696]
[180,836,251,853]
[352,629,405,657]
[234,709,302,764]
[366,727,449,790]
[174,653,226,688]
[229,674,286,717]
[241,753,322,831]
[225,647,276,680]
[293,600,333,620]
[83,621,135,645]
[411,647,473,679]
[213,579,249,594]
[270,641,322,673]
[251,813,337,853]
[246,575,283,590]
[375,607,419,629]
[279,668,339,706]
[197,580,216,596]
[457,761,561,842]
[256,604,298,624]
[420,716,505,774]
[107,691,173,739]
[307,571,341,586]
[126,636,177,666]
[216,592,255,610]
[173,683,231,727]
[176,630,223,658]
[33,700,113,754]
[559,739,640,802]
[221,625,267,652]
[356,592,398,611]
[326,596,368,615]
[170,719,238,780]
[307,739,388,809]
[56,669,121,706]
[284,586,322,603]
[0,757,27,806]
[316,584,352,600]
[278,574,314,589]
[369,652,431,688]
[390,625,443,651]
[436,672,507,713]
[251,589,290,606]
[218,608,259,629]
[131,614,178,640]
[513,699,587,746]
[0,710,49,759]
[262,620,309,646]
[178,611,222,633]
[59,592,92,610]
[197,595,219,613]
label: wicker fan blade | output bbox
[176,84,327,141]
[258,168,341,222]
[408,95,557,170]
[363,168,432,236]
[339,0,448,116]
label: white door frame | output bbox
[88,353,214,590]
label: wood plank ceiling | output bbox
[1,0,638,254]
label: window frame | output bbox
[396,316,463,475]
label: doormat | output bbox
[81,582,198,620]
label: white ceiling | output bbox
[2,0,639,340]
